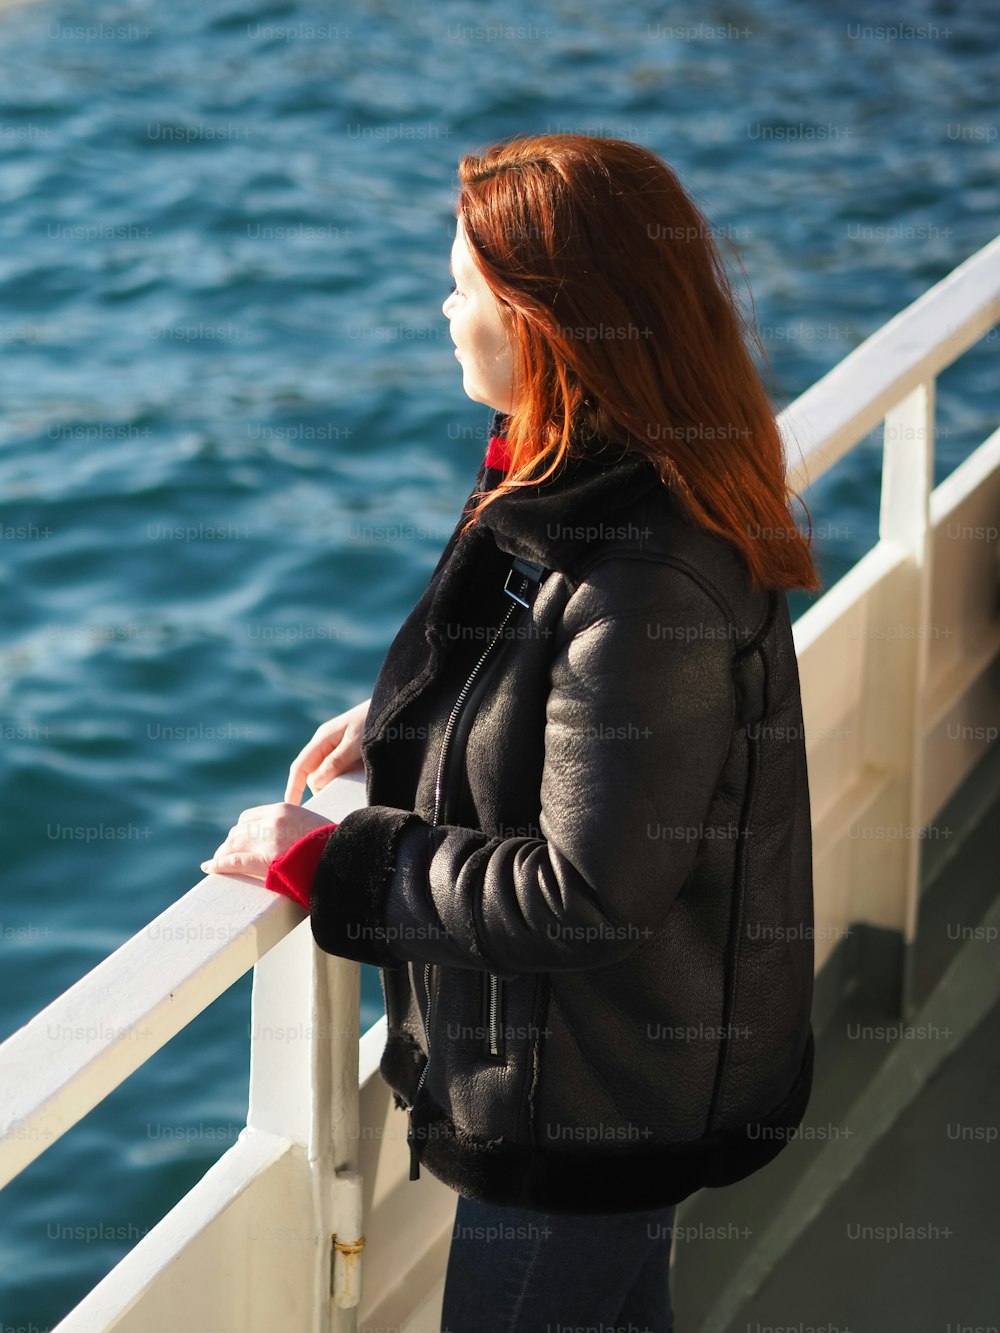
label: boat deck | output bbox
[673,738,1000,1333]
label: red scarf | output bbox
[484,432,512,472]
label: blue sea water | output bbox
[0,0,997,1322]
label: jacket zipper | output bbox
[487,973,501,1056]
[406,559,542,1180]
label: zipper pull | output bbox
[503,556,546,607]
[406,1110,421,1180]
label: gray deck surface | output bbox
[672,739,1000,1333]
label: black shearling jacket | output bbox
[308,412,815,1215]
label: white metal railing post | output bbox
[877,379,936,1018]
[324,954,364,1332]
[242,946,365,1333]
[245,772,368,1332]
[259,940,364,1332]
[245,922,335,1330]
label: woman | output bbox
[201,133,822,1331]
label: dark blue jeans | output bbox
[441,1192,677,1332]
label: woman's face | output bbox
[442,218,515,413]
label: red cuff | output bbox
[265,823,338,912]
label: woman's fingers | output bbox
[201,803,335,878]
[200,850,270,880]
[306,730,363,793]
[285,700,371,804]
[285,721,346,804]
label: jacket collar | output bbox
[364,414,667,746]
[471,408,665,575]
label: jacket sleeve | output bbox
[310,557,738,973]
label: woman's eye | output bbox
[446,285,460,298]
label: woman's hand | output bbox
[284,697,371,804]
[200,804,335,880]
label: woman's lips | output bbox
[454,348,462,358]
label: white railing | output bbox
[781,233,1000,1014]
[0,234,998,1333]
[0,772,371,1332]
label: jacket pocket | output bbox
[482,970,506,1061]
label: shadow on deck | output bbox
[673,738,1000,1333]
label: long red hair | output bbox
[453,133,821,594]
